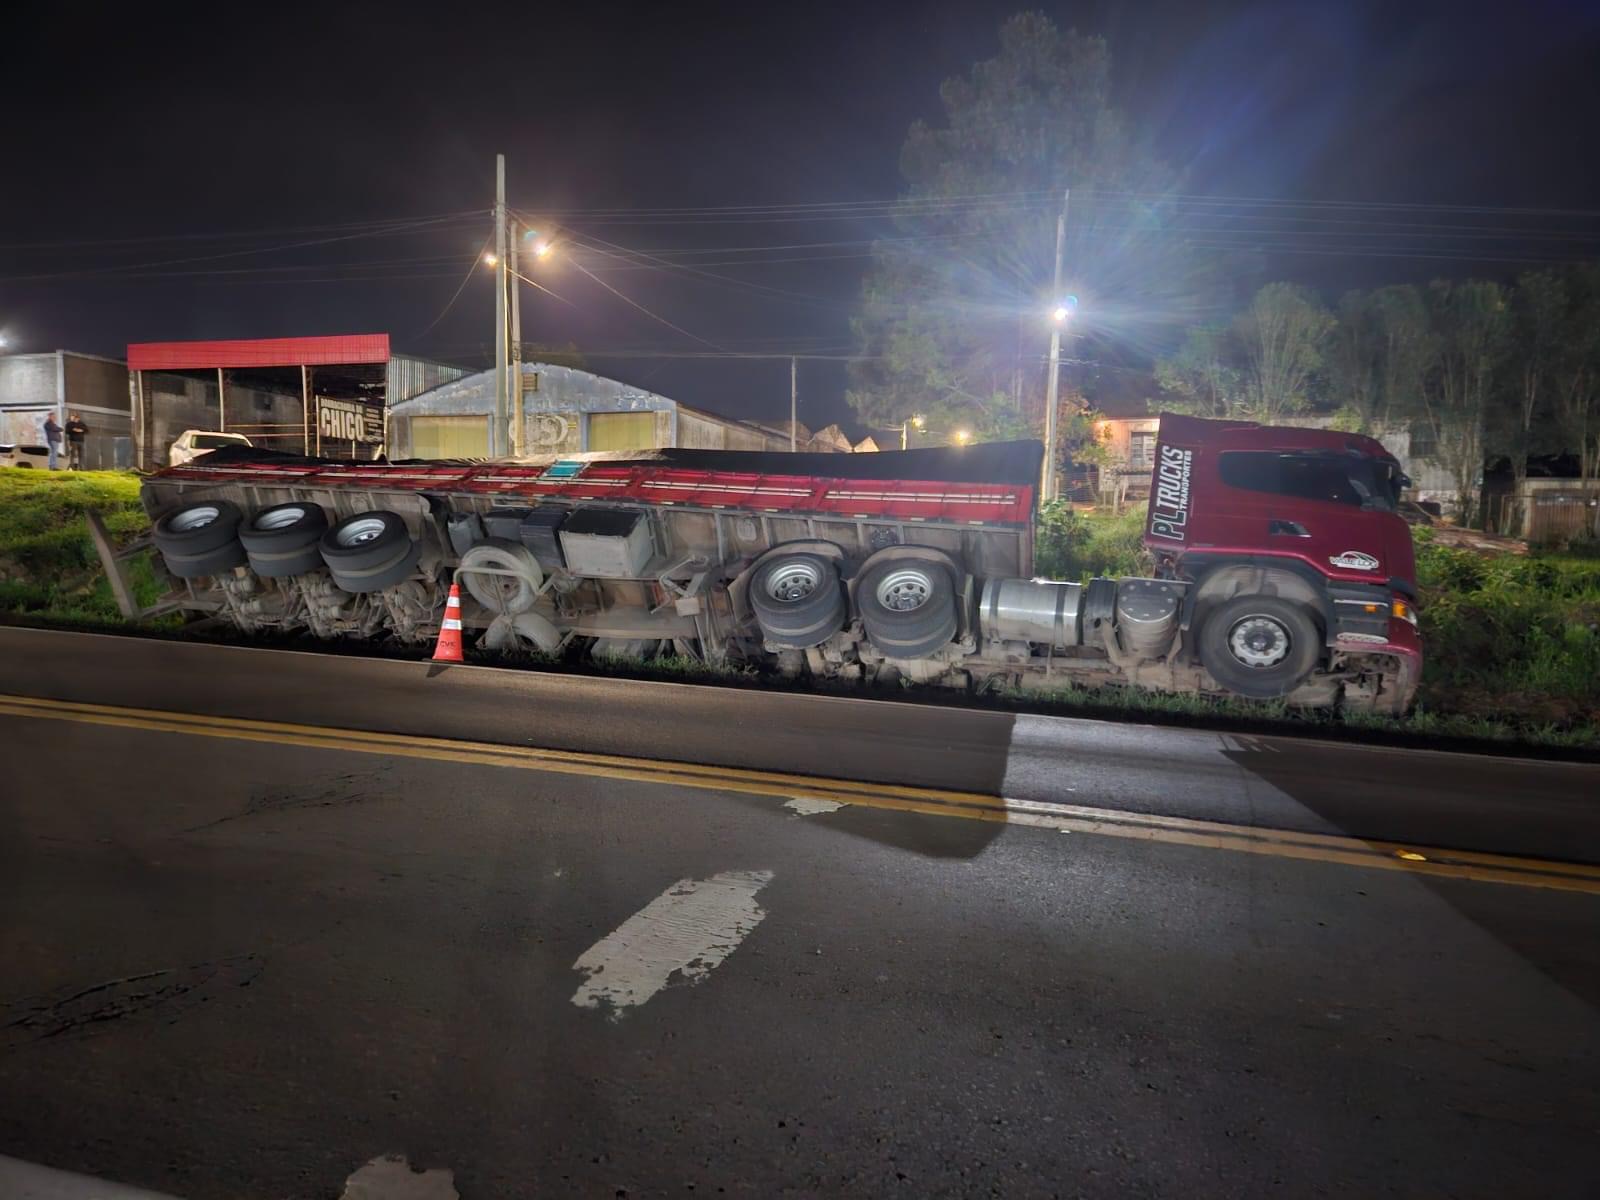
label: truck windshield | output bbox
[1219,451,1401,511]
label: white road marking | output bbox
[784,797,847,816]
[571,869,774,1018]
[0,1155,182,1198]
[340,1156,458,1200]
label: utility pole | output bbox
[1042,187,1069,503]
[789,356,798,451]
[493,153,509,458]
[509,215,524,456]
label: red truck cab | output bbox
[1143,413,1421,710]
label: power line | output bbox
[419,233,496,337]
[0,213,486,284]
[0,208,489,253]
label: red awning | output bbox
[127,334,390,372]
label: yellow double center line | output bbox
[2,691,1597,896]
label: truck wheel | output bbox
[460,540,544,615]
[321,511,411,572]
[857,558,958,659]
[321,511,420,593]
[1197,595,1321,699]
[153,500,244,556]
[749,552,846,648]
[240,502,329,578]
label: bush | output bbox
[1415,538,1600,726]
[1034,502,1148,580]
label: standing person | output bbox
[42,413,62,470]
[65,412,89,470]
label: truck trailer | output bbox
[134,413,1421,712]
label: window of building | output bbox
[1128,430,1156,470]
[587,411,657,451]
[1409,419,1438,460]
[1219,451,1400,511]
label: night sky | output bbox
[4,0,1598,431]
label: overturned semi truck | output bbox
[135,413,1422,712]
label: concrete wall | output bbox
[1517,478,1600,544]
[0,354,60,408]
[1,352,134,468]
[387,363,796,457]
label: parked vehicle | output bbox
[134,414,1421,712]
[168,430,253,467]
[0,443,55,468]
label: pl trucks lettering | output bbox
[1147,445,1193,541]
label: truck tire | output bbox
[153,500,244,556]
[857,557,958,659]
[460,540,544,615]
[329,542,422,593]
[749,552,846,648]
[1197,594,1321,699]
[321,511,411,572]
[240,502,329,578]
[321,511,420,593]
[159,540,248,579]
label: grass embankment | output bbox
[0,471,1595,751]
[0,470,171,626]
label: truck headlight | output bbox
[1391,598,1418,626]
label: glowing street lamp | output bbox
[483,251,499,267]
[1042,294,1079,499]
[953,429,972,446]
[900,413,926,450]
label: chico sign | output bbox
[317,398,383,445]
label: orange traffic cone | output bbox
[431,582,465,662]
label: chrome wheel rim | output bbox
[1228,615,1291,669]
[338,516,389,546]
[255,506,308,531]
[170,506,219,531]
[767,561,822,603]
[876,567,933,612]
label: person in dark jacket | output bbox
[42,413,62,470]
[64,413,89,470]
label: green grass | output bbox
[0,470,172,626]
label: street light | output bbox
[483,251,499,267]
[900,413,926,450]
[1042,295,1079,501]
[954,428,972,446]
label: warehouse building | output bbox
[126,334,466,469]
[386,361,841,458]
[0,350,133,469]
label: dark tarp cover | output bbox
[185,440,1046,488]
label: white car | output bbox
[169,429,253,467]
[0,443,56,468]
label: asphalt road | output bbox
[0,628,1597,1198]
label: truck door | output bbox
[1208,450,1392,581]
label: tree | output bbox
[1500,270,1567,528]
[1153,324,1248,418]
[1547,264,1600,484]
[1235,283,1333,422]
[1368,285,1433,429]
[1420,280,1510,526]
[849,12,1189,444]
[1327,290,1380,428]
